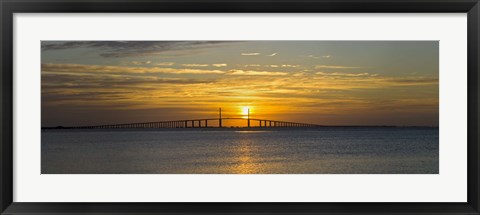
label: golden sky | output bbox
[41,41,438,127]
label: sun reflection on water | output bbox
[234,131,271,133]
[232,138,262,174]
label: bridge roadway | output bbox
[65,117,321,129]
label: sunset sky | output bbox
[41,41,438,127]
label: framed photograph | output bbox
[1,0,479,214]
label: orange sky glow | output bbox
[41,41,439,127]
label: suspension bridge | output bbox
[45,108,322,129]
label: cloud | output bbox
[227,69,287,76]
[281,64,300,68]
[42,73,210,87]
[307,55,332,59]
[293,72,306,77]
[212,64,227,67]
[241,53,261,56]
[267,53,277,56]
[313,71,438,87]
[42,63,225,75]
[387,78,439,85]
[155,62,175,66]
[41,41,237,58]
[131,60,151,65]
[315,65,362,69]
[267,64,299,68]
[41,70,217,112]
[316,72,373,77]
[244,64,261,67]
[182,64,209,67]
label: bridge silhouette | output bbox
[49,108,322,129]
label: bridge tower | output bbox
[219,107,222,128]
[247,108,250,127]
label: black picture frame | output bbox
[1,0,479,214]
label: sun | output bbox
[241,106,250,117]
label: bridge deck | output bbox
[45,117,322,129]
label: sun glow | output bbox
[240,106,250,118]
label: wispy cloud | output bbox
[313,71,437,87]
[42,73,211,87]
[315,65,362,69]
[182,64,209,67]
[212,64,227,67]
[267,53,277,57]
[243,64,262,67]
[42,63,225,75]
[131,60,151,65]
[308,55,332,59]
[281,64,300,68]
[41,41,237,58]
[227,69,287,76]
[267,64,299,68]
[155,62,175,66]
[386,78,439,85]
[241,53,261,56]
[316,72,374,77]
[292,72,306,77]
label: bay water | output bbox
[41,127,438,174]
